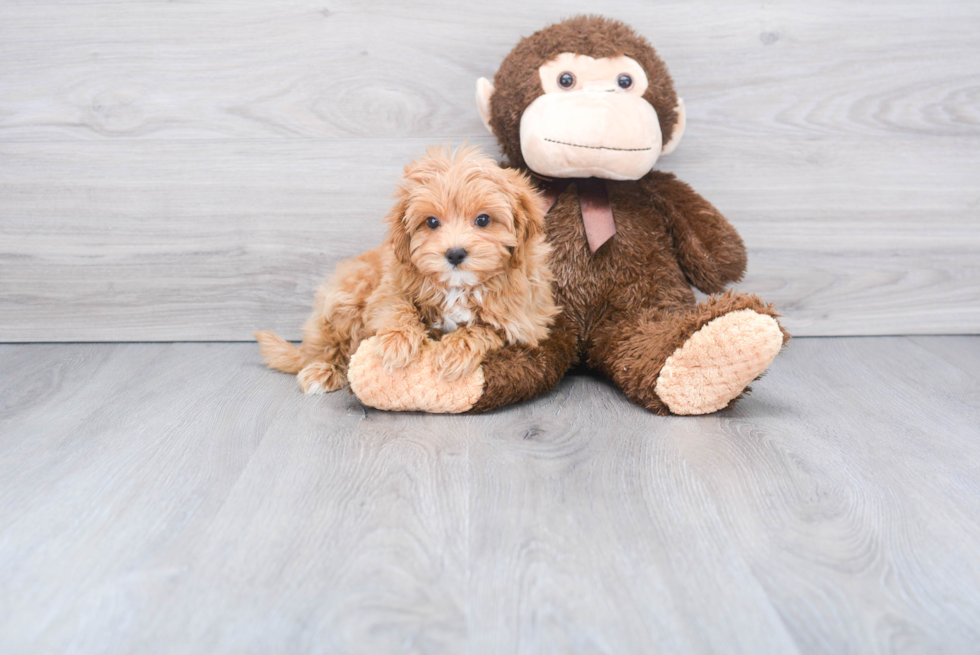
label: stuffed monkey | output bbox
[347,15,789,415]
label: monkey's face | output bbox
[520,53,663,180]
[477,25,686,181]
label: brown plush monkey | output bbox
[348,15,789,415]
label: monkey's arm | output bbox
[468,312,578,413]
[347,312,578,413]
[648,173,747,294]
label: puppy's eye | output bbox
[617,74,633,90]
[558,72,575,89]
[425,216,440,229]
[475,214,490,228]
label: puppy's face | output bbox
[389,149,543,287]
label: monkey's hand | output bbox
[349,337,485,413]
[648,172,747,294]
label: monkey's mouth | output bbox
[543,138,652,152]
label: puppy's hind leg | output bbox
[296,250,383,394]
[297,360,347,394]
[294,315,351,394]
[255,328,344,393]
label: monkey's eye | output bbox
[425,216,440,229]
[475,214,491,228]
[558,72,576,89]
[617,74,633,90]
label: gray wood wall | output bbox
[1,0,978,342]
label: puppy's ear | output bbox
[385,152,450,268]
[384,188,414,268]
[504,169,547,271]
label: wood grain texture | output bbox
[1,338,979,653]
[1,0,977,141]
[1,0,979,340]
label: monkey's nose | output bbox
[445,248,467,267]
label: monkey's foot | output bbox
[654,309,784,415]
[348,337,484,413]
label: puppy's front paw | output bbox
[374,328,424,370]
[433,334,483,381]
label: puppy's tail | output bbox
[255,330,305,373]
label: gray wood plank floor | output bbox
[1,337,978,654]
[2,0,979,341]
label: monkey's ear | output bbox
[661,99,686,156]
[476,77,495,135]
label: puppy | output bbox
[255,146,559,394]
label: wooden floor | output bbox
[1,337,978,654]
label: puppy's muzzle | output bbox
[445,248,468,267]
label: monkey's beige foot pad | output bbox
[348,337,484,413]
[655,309,784,415]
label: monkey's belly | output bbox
[545,206,690,343]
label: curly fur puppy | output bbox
[256,146,559,394]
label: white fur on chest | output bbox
[434,286,482,333]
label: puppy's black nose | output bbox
[445,247,467,267]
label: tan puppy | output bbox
[256,146,559,394]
